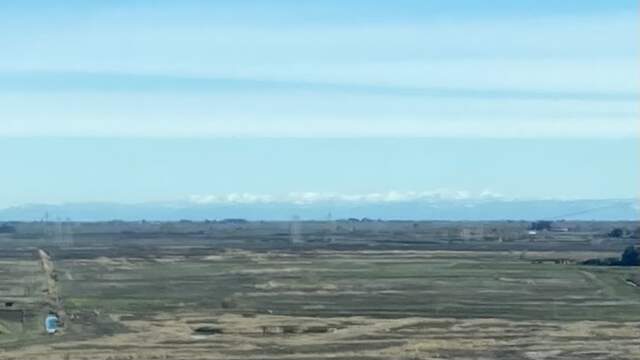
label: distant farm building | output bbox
[531,258,576,265]
[550,224,571,232]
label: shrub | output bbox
[0,224,16,233]
[608,228,625,238]
[620,246,640,266]
[529,221,552,231]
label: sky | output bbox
[0,1,638,207]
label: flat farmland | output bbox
[0,221,639,359]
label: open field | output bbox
[1,220,639,359]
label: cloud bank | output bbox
[188,190,506,205]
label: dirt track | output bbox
[38,249,65,326]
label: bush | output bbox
[581,257,620,266]
[0,224,16,233]
[608,228,625,238]
[581,246,640,266]
[620,246,639,266]
[221,297,238,309]
[529,221,552,231]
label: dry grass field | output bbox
[1,220,639,359]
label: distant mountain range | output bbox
[0,199,637,221]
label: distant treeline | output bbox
[582,246,639,266]
[529,220,640,238]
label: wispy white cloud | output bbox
[2,115,637,138]
[0,8,637,139]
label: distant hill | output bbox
[0,199,637,221]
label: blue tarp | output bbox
[45,314,58,334]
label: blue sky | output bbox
[0,1,638,206]
[1,138,638,206]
